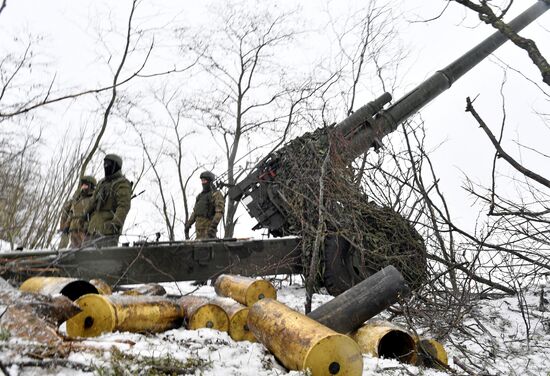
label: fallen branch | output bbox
[0,277,80,343]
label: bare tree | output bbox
[385,3,550,370]
[325,0,407,183]
[0,0,188,248]
[452,0,549,86]
[79,0,141,178]
[182,3,328,238]
[0,131,86,249]
[441,1,550,288]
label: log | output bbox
[0,277,81,343]
[119,283,166,296]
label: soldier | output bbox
[85,154,132,247]
[59,176,97,249]
[185,171,225,239]
[58,200,72,249]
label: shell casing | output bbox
[214,274,276,307]
[350,320,417,364]
[211,296,256,342]
[66,294,184,338]
[416,338,448,368]
[248,299,363,375]
[19,277,99,301]
[89,279,112,295]
[178,295,229,331]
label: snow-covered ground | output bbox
[1,278,550,375]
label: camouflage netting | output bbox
[269,126,427,290]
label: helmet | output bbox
[104,154,123,169]
[199,171,215,182]
[80,175,97,188]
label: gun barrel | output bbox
[342,0,549,161]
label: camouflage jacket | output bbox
[188,189,224,226]
[68,190,94,232]
[87,171,132,236]
[59,199,73,231]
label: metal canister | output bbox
[416,338,448,368]
[211,296,255,342]
[248,299,363,375]
[214,274,276,307]
[66,294,184,337]
[350,320,417,364]
[19,277,99,301]
[178,295,229,331]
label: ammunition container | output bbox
[416,338,448,368]
[19,277,99,301]
[178,295,229,331]
[66,294,183,337]
[211,296,255,342]
[214,274,276,307]
[89,279,112,295]
[350,320,417,364]
[248,299,363,375]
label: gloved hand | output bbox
[209,223,218,237]
[111,222,121,234]
[184,223,191,239]
[59,227,70,235]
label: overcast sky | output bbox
[1,0,548,242]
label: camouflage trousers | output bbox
[69,231,87,249]
[85,234,120,248]
[59,232,70,249]
[195,217,218,239]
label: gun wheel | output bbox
[323,236,377,296]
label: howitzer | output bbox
[230,0,550,235]
[228,1,550,294]
[2,1,548,295]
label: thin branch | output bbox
[453,0,550,86]
[465,97,550,189]
[79,0,138,178]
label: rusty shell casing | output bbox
[19,277,99,301]
[89,279,112,295]
[214,274,276,307]
[211,296,255,342]
[178,295,229,331]
[350,320,417,364]
[66,294,184,338]
[415,338,448,368]
[248,299,363,375]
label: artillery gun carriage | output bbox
[2,1,548,295]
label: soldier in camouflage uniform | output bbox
[185,171,225,239]
[58,200,72,249]
[85,154,132,247]
[58,176,97,249]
